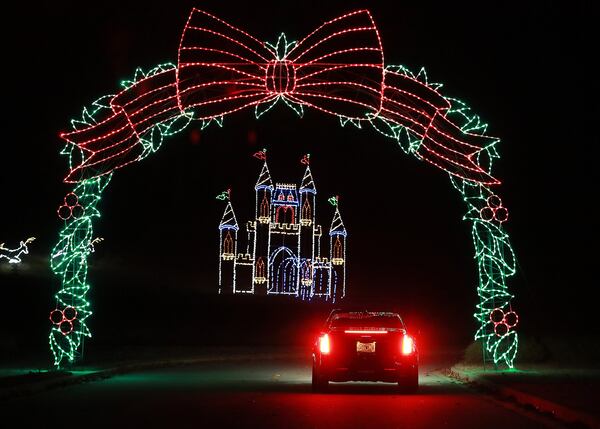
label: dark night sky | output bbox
[0,0,597,350]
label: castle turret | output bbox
[299,163,317,298]
[218,202,239,294]
[329,206,347,300]
[253,161,273,294]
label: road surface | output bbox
[0,355,563,428]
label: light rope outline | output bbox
[50,9,517,368]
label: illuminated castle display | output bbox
[218,156,347,301]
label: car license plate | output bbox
[356,341,376,353]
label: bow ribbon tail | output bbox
[61,108,143,183]
[61,69,181,183]
[381,70,499,185]
[419,113,500,185]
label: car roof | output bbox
[327,308,402,318]
[330,311,400,317]
[326,309,404,324]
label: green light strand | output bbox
[50,64,194,367]
[368,65,518,368]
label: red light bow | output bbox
[177,9,384,120]
[60,9,498,185]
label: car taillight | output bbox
[402,334,414,355]
[319,334,330,354]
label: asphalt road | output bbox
[1,355,562,428]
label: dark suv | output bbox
[312,310,418,392]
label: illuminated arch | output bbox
[50,9,518,368]
[269,246,298,294]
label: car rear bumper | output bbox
[317,355,418,382]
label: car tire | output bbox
[398,368,418,393]
[312,361,329,392]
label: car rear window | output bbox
[329,313,404,329]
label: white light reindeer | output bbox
[0,237,36,264]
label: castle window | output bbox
[303,262,312,280]
[287,194,294,201]
[278,194,285,201]
[276,206,295,224]
[256,257,265,278]
[333,235,343,260]
[223,231,233,254]
[260,192,269,218]
[302,198,312,220]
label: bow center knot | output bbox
[266,60,296,94]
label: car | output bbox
[312,309,418,392]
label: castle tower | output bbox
[252,161,273,295]
[299,163,316,298]
[329,206,347,300]
[269,183,300,295]
[218,201,239,294]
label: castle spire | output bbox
[219,202,239,231]
[300,164,316,194]
[329,207,347,236]
[255,161,274,190]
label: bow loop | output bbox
[177,8,384,120]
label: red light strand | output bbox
[60,9,497,186]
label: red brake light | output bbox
[319,334,330,354]
[402,334,414,355]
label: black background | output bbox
[0,1,596,357]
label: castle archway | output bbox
[269,246,298,295]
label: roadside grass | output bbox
[463,334,600,366]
